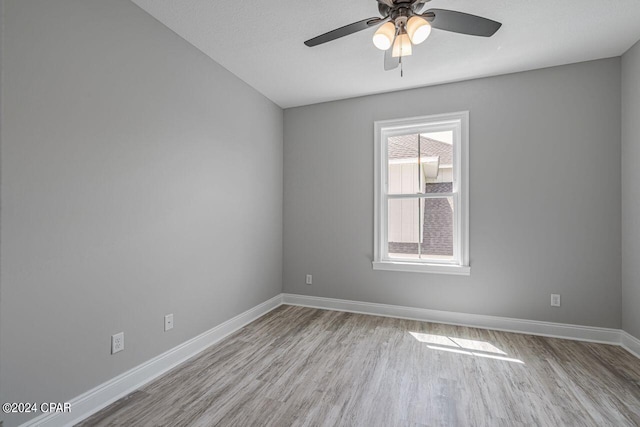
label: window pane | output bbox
[420,131,454,194]
[421,197,455,260]
[388,197,455,261]
[388,198,419,258]
[388,134,420,195]
[388,132,454,195]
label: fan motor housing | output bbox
[390,7,411,29]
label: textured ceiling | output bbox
[131,0,640,108]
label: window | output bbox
[373,112,469,275]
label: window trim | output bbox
[373,111,470,275]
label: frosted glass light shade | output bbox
[406,16,432,45]
[373,22,396,50]
[392,33,412,58]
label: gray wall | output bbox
[622,40,640,340]
[0,1,283,426]
[284,58,622,329]
[0,1,4,420]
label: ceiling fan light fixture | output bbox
[392,32,412,58]
[372,22,396,50]
[406,16,431,45]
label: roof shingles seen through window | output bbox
[388,134,452,165]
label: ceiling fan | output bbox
[304,0,502,74]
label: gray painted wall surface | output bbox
[0,1,283,425]
[0,1,4,422]
[284,59,622,329]
[622,40,640,340]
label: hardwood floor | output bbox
[78,305,640,426]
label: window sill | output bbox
[372,261,471,276]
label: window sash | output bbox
[382,194,460,264]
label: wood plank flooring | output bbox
[77,305,640,426]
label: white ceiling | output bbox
[131,0,640,108]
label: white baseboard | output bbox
[20,294,284,427]
[621,331,640,359]
[282,293,623,345]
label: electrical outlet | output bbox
[111,332,124,354]
[551,294,561,307]
[164,313,174,331]
[306,274,312,285]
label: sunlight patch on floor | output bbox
[409,332,524,364]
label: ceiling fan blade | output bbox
[384,38,399,71]
[413,0,432,14]
[424,9,502,37]
[304,17,385,47]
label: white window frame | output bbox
[373,111,470,275]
